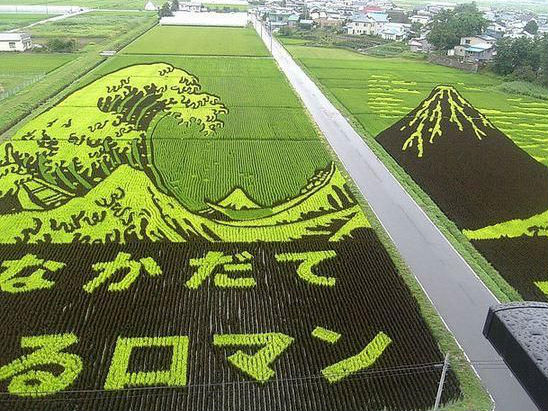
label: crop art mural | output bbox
[0,63,369,244]
[0,63,461,411]
[377,85,548,301]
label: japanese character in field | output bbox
[275,250,337,286]
[310,326,392,383]
[213,332,294,383]
[0,333,82,397]
[185,251,255,289]
[0,254,65,294]
[83,252,161,293]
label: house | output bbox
[380,23,409,41]
[504,29,535,39]
[0,32,32,52]
[408,37,433,53]
[347,12,389,36]
[287,14,299,27]
[316,17,344,28]
[144,1,157,11]
[361,5,384,14]
[299,19,314,29]
[268,9,293,25]
[486,22,506,39]
[451,36,496,62]
[409,14,431,26]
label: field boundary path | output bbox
[252,18,538,411]
[7,8,90,33]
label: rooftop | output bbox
[0,32,30,41]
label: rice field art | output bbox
[0,63,463,411]
[376,85,548,302]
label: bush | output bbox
[47,38,77,53]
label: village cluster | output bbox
[256,0,547,62]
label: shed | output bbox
[0,32,32,52]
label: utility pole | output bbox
[433,353,450,411]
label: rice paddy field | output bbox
[0,25,489,411]
[0,11,156,133]
[281,42,548,302]
[0,54,73,99]
[28,11,157,48]
[283,44,548,167]
[0,0,162,8]
[123,26,270,57]
[0,13,53,31]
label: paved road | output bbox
[252,19,538,411]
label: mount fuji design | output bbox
[376,85,548,230]
[398,86,495,158]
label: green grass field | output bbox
[282,43,548,166]
[0,13,53,31]
[0,53,73,98]
[28,11,156,47]
[122,26,270,57]
[0,0,161,8]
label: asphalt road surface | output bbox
[253,19,538,411]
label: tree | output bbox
[524,20,538,35]
[492,35,547,86]
[171,0,179,11]
[537,35,548,86]
[158,2,173,17]
[427,2,487,50]
[410,22,423,38]
[427,10,459,50]
[493,37,540,75]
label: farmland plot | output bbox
[283,44,548,302]
[376,86,548,301]
[0,13,52,31]
[122,26,270,57]
[0,54,73,99]
[285,45,548,167]
[0,27,478,411]
[0,12,156,133]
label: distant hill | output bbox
[376,85,548,230]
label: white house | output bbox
[451,36,496,62]
[486,22,506,36]
[380,23,410,41]
[347,12,389,36]
[0,32,32,52]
